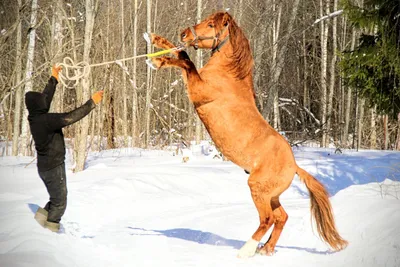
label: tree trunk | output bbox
[104,0,115,149]
[49,0,64,113]
[396,113,400,150]
[12,0,23,156]
[370,105,377,149]
[263,1,281,125]
[145,0,152,147]
[326,0,338,147]
[356,98,365,150]
[338,16,347,144]
[74,0,96,172]
[195,0,203,144]
[131,0,139,147]
[5,94,13,156]
[235,0,244,25]
[121,0,128,146]
[265,0,300,130]
[343,29,357,147]
[302,29,309,109]
[320,0,328,147]
[383,115,389,150]
[254,10,271,113]
[20,0,38,156]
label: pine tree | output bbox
[340,0,400,117]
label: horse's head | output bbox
[180,12,231,50]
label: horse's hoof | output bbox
[143,32,151,44]
[257,245,275,256]
[237,239,259,258]
[257,249,275,256]
[145,59,157,70]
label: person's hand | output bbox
[91,90,104,104]
[51,65,62,81]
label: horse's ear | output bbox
[222,12,231,27]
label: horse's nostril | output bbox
[181,33,187,39]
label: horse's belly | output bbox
[197,107,260,168]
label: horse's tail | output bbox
[296,166,348,251]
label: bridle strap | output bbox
[211,34,230,55]
[189,24,229,52]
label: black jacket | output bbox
[25,76,96,172]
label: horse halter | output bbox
[188,23,230,54]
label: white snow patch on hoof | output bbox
[237,238,259,258]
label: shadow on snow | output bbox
[293,148,400,196]
[127,227,333,255]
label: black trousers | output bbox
[38,163,67,223]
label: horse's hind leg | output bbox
[237,172,275,258]
[258,198,288,256]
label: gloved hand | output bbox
[91,90,104,104]
[52,65,62,82]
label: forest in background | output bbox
[1,0,399,171]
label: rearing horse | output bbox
[146,11,348,258]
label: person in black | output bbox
[25,66,103,232]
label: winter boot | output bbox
[44,221,60,232]
[34,207,48,227]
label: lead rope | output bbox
[57,38,186,88]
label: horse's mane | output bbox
[212,12,255,100]
[214,13,254,80]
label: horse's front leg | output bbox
[144,32,189,60]
[147,57,211,105]
[146,56,198,78]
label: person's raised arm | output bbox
[46,90,103,131]
[42,66,62,108]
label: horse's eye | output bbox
[208,24,214,28]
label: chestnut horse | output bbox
[146,12,347,257]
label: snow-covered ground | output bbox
[0,146,399,267]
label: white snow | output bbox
[0,146,399,267]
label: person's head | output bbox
[25,92,49,114]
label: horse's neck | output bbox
[207,42,233,65]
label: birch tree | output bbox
[49,0,64,113]
[342,29,356,146]
[195,0,203,144]
[370,105,377,148]
[326,0,338,147]
[11,0,23,156]
[234,0,244,25]
[145,0,152,147]
[131,0,139,147]
[356,98,365,149]
[320,0,329,147]
[20,0,38,156]
[265,0,300,130]
[120,0,128,146]
[74,0,96,172]
[104,0,115,149]
[253,6,271,111]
